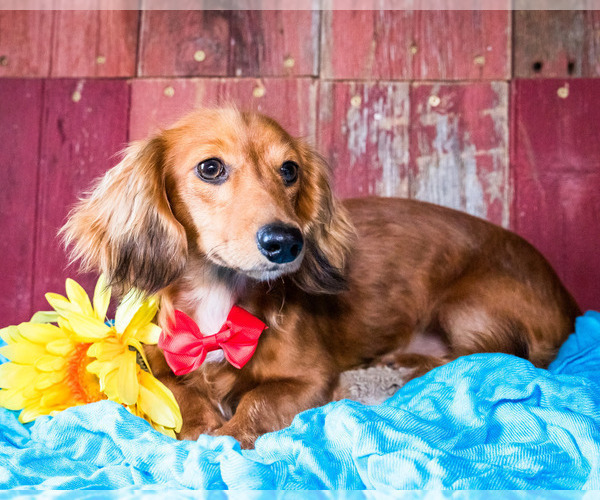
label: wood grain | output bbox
[0,10,138,78]
[317,81,410,198]
[138,10,231,77]
[0,11,52,77]
[410,82,510,227]
[321,9,511,80]
[0,80,43,326]
[512,79,600,311]
[514,10,600,78]
[33,79,130,312]
[227,11,319,77]
[138,10,318,77]
[130,78,318,141]
[50,10,139,77]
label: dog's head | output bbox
[62,108,354,296]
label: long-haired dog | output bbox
[63,108,580,448]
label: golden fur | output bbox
[63,108,580,448]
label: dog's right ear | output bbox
[61,137,187,295]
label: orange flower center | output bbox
[66,343,105,404]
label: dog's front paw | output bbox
[176,410,225,441]
[214,421,259,449]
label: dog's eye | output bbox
[195,158,227,183]
[280,161,299,186]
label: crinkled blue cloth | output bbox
[1,311,600,489]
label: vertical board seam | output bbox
[30,78,46,317]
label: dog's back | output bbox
[312,197,579,376]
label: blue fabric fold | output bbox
[1,311,600,489]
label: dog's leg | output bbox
[145,345,226,440]
[214,378,333,449]
[435,273,575,369]
[376,352,451,380]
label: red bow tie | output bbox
[158,306,267,375]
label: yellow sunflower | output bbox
[0,276,182,438]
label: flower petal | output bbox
[65,278,94,317]
[0,388,31,411]
[0,325,22,344]
[87,338,125,360]
[17,322,64,345]
[152,424,177,439]
[0,341,47,364]
[45,293,77,316]
[46,338,75,357]
[40,387,71,408]
[138,370,182,432]
[122,299,159,342]
[102,369,119,400]
[93,274,112,321]
[115,289,146,334]
[30,311,60,324]
[19,404,48,423]
[34,371,65,391]
[117,349,139,406]
[133,323,162,346]
[35,355,67,372]
[65,312,112,341]
[0,363,37,389]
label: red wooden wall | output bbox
[0,9,598,327]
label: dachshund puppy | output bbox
[63,108,580,448]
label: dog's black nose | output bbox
[256,224,304,264]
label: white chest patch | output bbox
[177,281,237,364]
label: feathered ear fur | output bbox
[292,141,356,294]
[61,137,187,295]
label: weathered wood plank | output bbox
[321,9,511,80]
[0,10,138,78]
[514,10,600,78]
[0,11,52,77]
[129,78,318,142]
[317,81,410,198]
[409,82,510,227]
[139,11,318,77]
[228,11,319,77]
[33,79,130,312]
[512,79,600,311]
[0,80,43,326]
[51,10,139,77]
[138,10,231,77]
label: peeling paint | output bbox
[415,113,485,218]
[342,83,409,197]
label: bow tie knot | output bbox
[158,306,267,376]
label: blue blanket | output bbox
[1,311,600,489]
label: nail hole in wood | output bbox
[532,61,543,73]
[567,60,576,75]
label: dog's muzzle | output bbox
[256,223,304,264]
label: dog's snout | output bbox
[257,224,304,264]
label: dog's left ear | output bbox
[61,136,188,295]
[293,141,356,295]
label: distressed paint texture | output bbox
[0,12,53,77]
[130,78,318,142]
[139,10,319,77]
[514,10,600,78]
[410,82,510,227]
[33,79,131,313]
[0,80,43,325]
[0,9,599,323]
[321,9,511,80]
[512,79,600,312]
[0,10,138,78]
[318,81,410,198]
